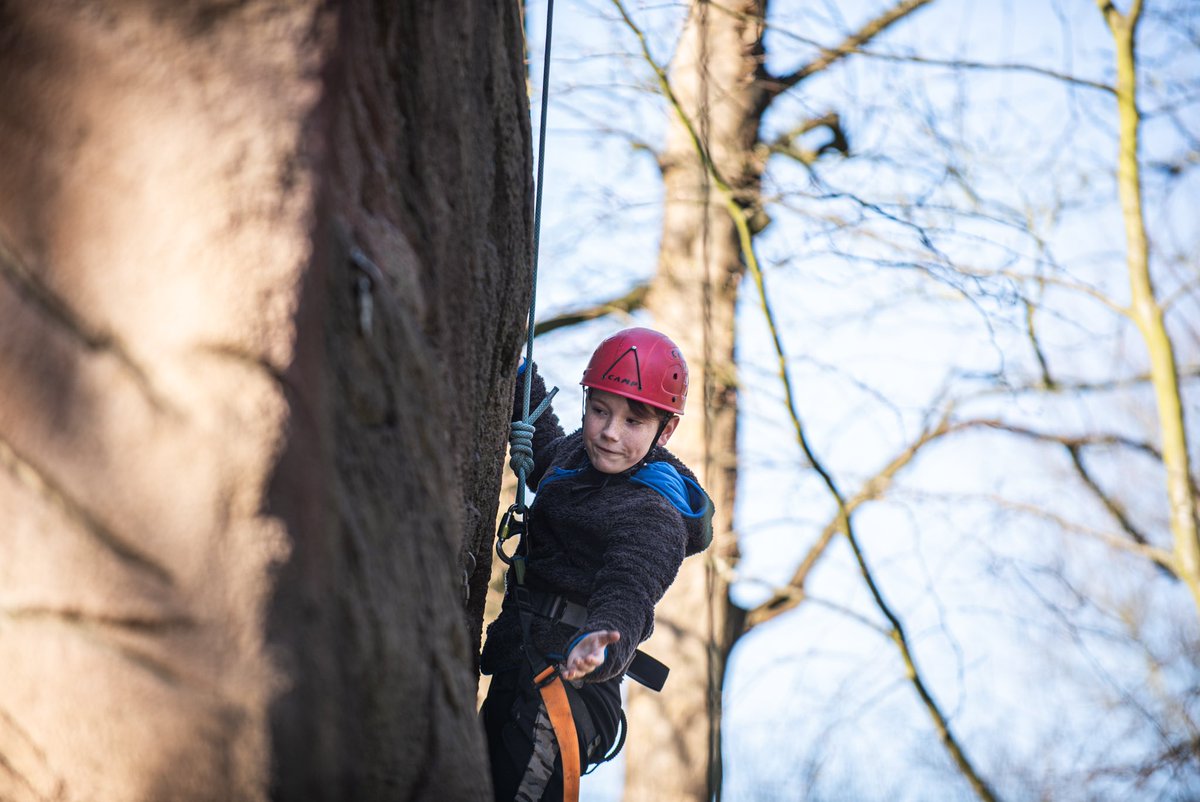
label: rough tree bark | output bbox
[0,2,529,800]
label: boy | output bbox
[480,327,713,801]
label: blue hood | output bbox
[631,461,713,554]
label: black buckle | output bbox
[541,594,563,619]
[533,664,561,689]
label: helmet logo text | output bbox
[601,347,643,390]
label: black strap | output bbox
[626,650,669,692]
[513,585,551,676]
[584,709,627,774]
[525,589,588,629]
[522,590,670,692]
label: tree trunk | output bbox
[624,3,764,799]
[0,2,529,800]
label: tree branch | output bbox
[745,411,956,629]
[767,111,850,166]
[1098,0,1200,616]
[950,492,1176,573]
[746,412,1187,628]
[766,31,1116,95]
[532,282,650,337]
[761,0,937,98]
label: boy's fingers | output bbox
[560,630,619,680]
[581,631,618,651]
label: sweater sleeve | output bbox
[512,362,565,489]
[576,494,689,683]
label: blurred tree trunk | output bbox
[0,2,529,800]
[623,4,758,800]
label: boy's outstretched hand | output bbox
[561,630,620,681]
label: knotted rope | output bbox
[509,387,558,511]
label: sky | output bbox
[514,1,1200,799]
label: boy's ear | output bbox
[657,416,680,447]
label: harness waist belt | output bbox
[524,590,670,692]
[528,590,588,629]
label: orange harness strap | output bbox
[534,666,580,802]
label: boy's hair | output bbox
[584,387,676,424]
[625,397,676,425]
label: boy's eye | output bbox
[627,418,643,426]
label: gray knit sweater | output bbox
[480,367,713,683]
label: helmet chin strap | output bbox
[637,416,672,468]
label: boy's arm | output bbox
[573,500,688,682]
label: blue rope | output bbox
[508,0,557,514]
[509,388,559,504]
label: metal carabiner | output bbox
[495,504,529,584]
[495,503,525,567]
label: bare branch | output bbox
[745,411,956,629]
[1097,0,1200,615]
[947,491,1176,573]
[737,169,999,798]
[533,282,650,336]
[761,0,937,98]
[747,411,1187,631]
[773,39,1116,95]
[767,111,850,166]
[1064,444,1154,545]
[971,364,1200,398]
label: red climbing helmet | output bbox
[580,327,689,415]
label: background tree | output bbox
[523,0,1200,799]
[532,1,937,797]
[0,2,530,799]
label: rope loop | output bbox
[508,386,559,509]
[509,420,536,478]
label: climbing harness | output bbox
[533,664,580,798]
[520,589,671,692]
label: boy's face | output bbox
[582,389,679,474]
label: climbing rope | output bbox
[509,0,559,516]
[510,0,559,515]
